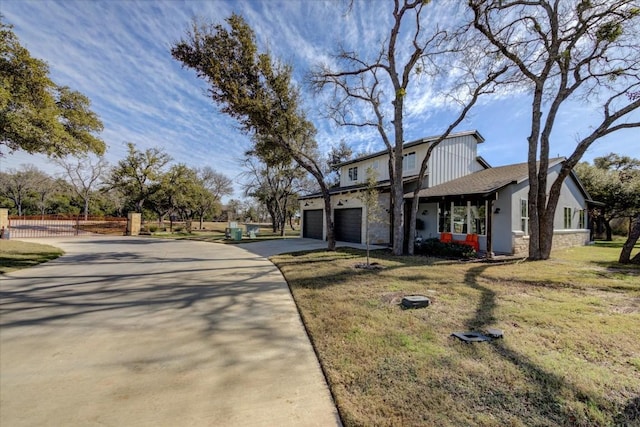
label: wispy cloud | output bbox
[3,0,639,198]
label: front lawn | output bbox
[0,240,64,274]
[272,243,640,426]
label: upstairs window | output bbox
[348,167,358,182]
[403,152,416,171]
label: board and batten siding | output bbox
[339,134,483,187]
[428,135,484,186]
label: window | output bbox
[578,209,587,229]
[470,200,486,235]
[453,201,467,233]
[438,202,451,233]
[438,200,487,235]
[564,207,572,229]
[372,160,379,170]
[403,152,416,171]
[348,167,358,182]
[520,199,529,235]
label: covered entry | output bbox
[334,208,362,243]
[303,209,323,240]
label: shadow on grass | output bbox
[0,253,63,273]
[462,264,621,425]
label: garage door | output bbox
[335,208,362,243]
[303,209,323,240]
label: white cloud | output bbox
[2,0,638,196]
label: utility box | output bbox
[245,224,260,237]
[226,227,242,241]
[401,295,431,309]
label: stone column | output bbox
[0,209,8,239]
[126,212,142,236]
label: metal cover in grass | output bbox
[451,332,491,342]
[401,295,431,309]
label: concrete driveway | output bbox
[0,236,342,426]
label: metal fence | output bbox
[7,215,127,238]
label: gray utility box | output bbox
[225,227,243,241]
[401,295,431,309]
[245,224,260,237]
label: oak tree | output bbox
[470,0,640,260]
[0,19,105,157]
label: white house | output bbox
[299,130,593,256]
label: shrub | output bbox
[148,224,158,233]
[415,238,476,259]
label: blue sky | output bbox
[2,0,638,199]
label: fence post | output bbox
[0,209,8,239]
[127,213,142,236]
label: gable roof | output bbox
[406,158,566,199]
[335,130,485,168]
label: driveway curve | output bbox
[0,236,341,426]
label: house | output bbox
[299,130,593,256]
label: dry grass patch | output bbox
[0,240,64,274]
[272,245,640,426]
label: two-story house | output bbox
[299,130,593,256]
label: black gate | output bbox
[8,215,127,238]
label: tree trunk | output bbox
[604,220,613,241]
[619,214,640,264]
[84,199,89,220]
[323,192,336,251]
[407,195,419,256]
[391,135,404,256]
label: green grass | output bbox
[147,221,301,244]
[0,240,64,274]
[272,242,640,426]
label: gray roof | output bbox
[406,158,564,199]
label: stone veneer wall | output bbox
[368,193,391,245]
[512,229,590,257]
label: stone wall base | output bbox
[512,229,590,257]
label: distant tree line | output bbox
[0,143,234,227]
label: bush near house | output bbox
[414,237,476,258]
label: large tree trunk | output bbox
[407,195,419,256]
[619,214,640,264]
[604,220,613,241]
[323,192,336,251]
[391,101,405,256]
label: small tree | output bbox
[357,167,385,266]
[53,154,109,220]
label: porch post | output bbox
[486,198,494,258]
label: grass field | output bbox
[145,221,300,243]
[272,240,640,426]
[0,240,64,274]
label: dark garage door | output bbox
[335,208,362,243]
[303,209,323,240]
